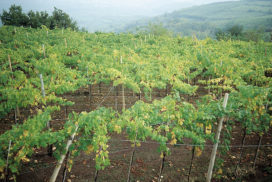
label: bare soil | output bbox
[1,83,272,182]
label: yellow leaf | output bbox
[114,125,121,134]
[86,145,94,154]
[68,159,73,172]
[160,152,164,159]
[197,123,203,128]
[0,166,4,173]
[0,173,4,179]
[136,142,141,147]
[171,131,176,139]
[161,106,167,112]
[218,168,223,174]
[195,147,202,157]
[23,130,28,137]
[67,126,72,134]
[206,124,212,134]
[113,50,118,56]
[21,156,30,162]
[170,139,177,145]
[178,119,184,126]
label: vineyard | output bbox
[0,26,272,181]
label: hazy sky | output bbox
[0,0,237,31]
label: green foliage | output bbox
[49,7,78,30]
[227,25,243,37]
[143,23,171,36]
[0,5,28,27]
[0,5,79,30]
[0,26,271,177]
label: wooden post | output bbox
[62,151,71,182]
[99,83,102,94]
[89,84,92,102]
[188,146,195,182]
[9,56,20,120]
[94,147,102,182]
[40,74,52,156]
[208,77,211,94]
[16,106,20,120]
[5,140,11,182]
[39,74,46,98]
[115,86,118,110]
[49,125,78,182]
[8,55,19,122]
[14,108,17,124]
[64,106,68,119]
[8,55,12,73]
[94,170,99,182]
[122,84,126,111]
[206,93,229,182]
[253,134,263,169]
[64,38,67,48]
[87,67,92,106]
[235,128,247,175]
[121,56,125,111]
[127,133,138,182]
[42,44,46,58]
[158,152,166,182]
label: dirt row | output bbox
[1,83,272,181]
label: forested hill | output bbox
[121,0,272,39]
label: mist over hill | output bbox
[120,0,272,38]
[0,0,236,32]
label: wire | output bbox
[95,86,114,109]
[79,138,272,148]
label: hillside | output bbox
[121,0,272,38]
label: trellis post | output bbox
[206,93,229,182]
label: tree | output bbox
[0,5,28,26]
[50,7,78,30]
[27,10,50,28]
[27,11,41,28]
[215,29,230,41]
[0,5,79,30]
[145,23,171,36]
[227,25,243,37]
